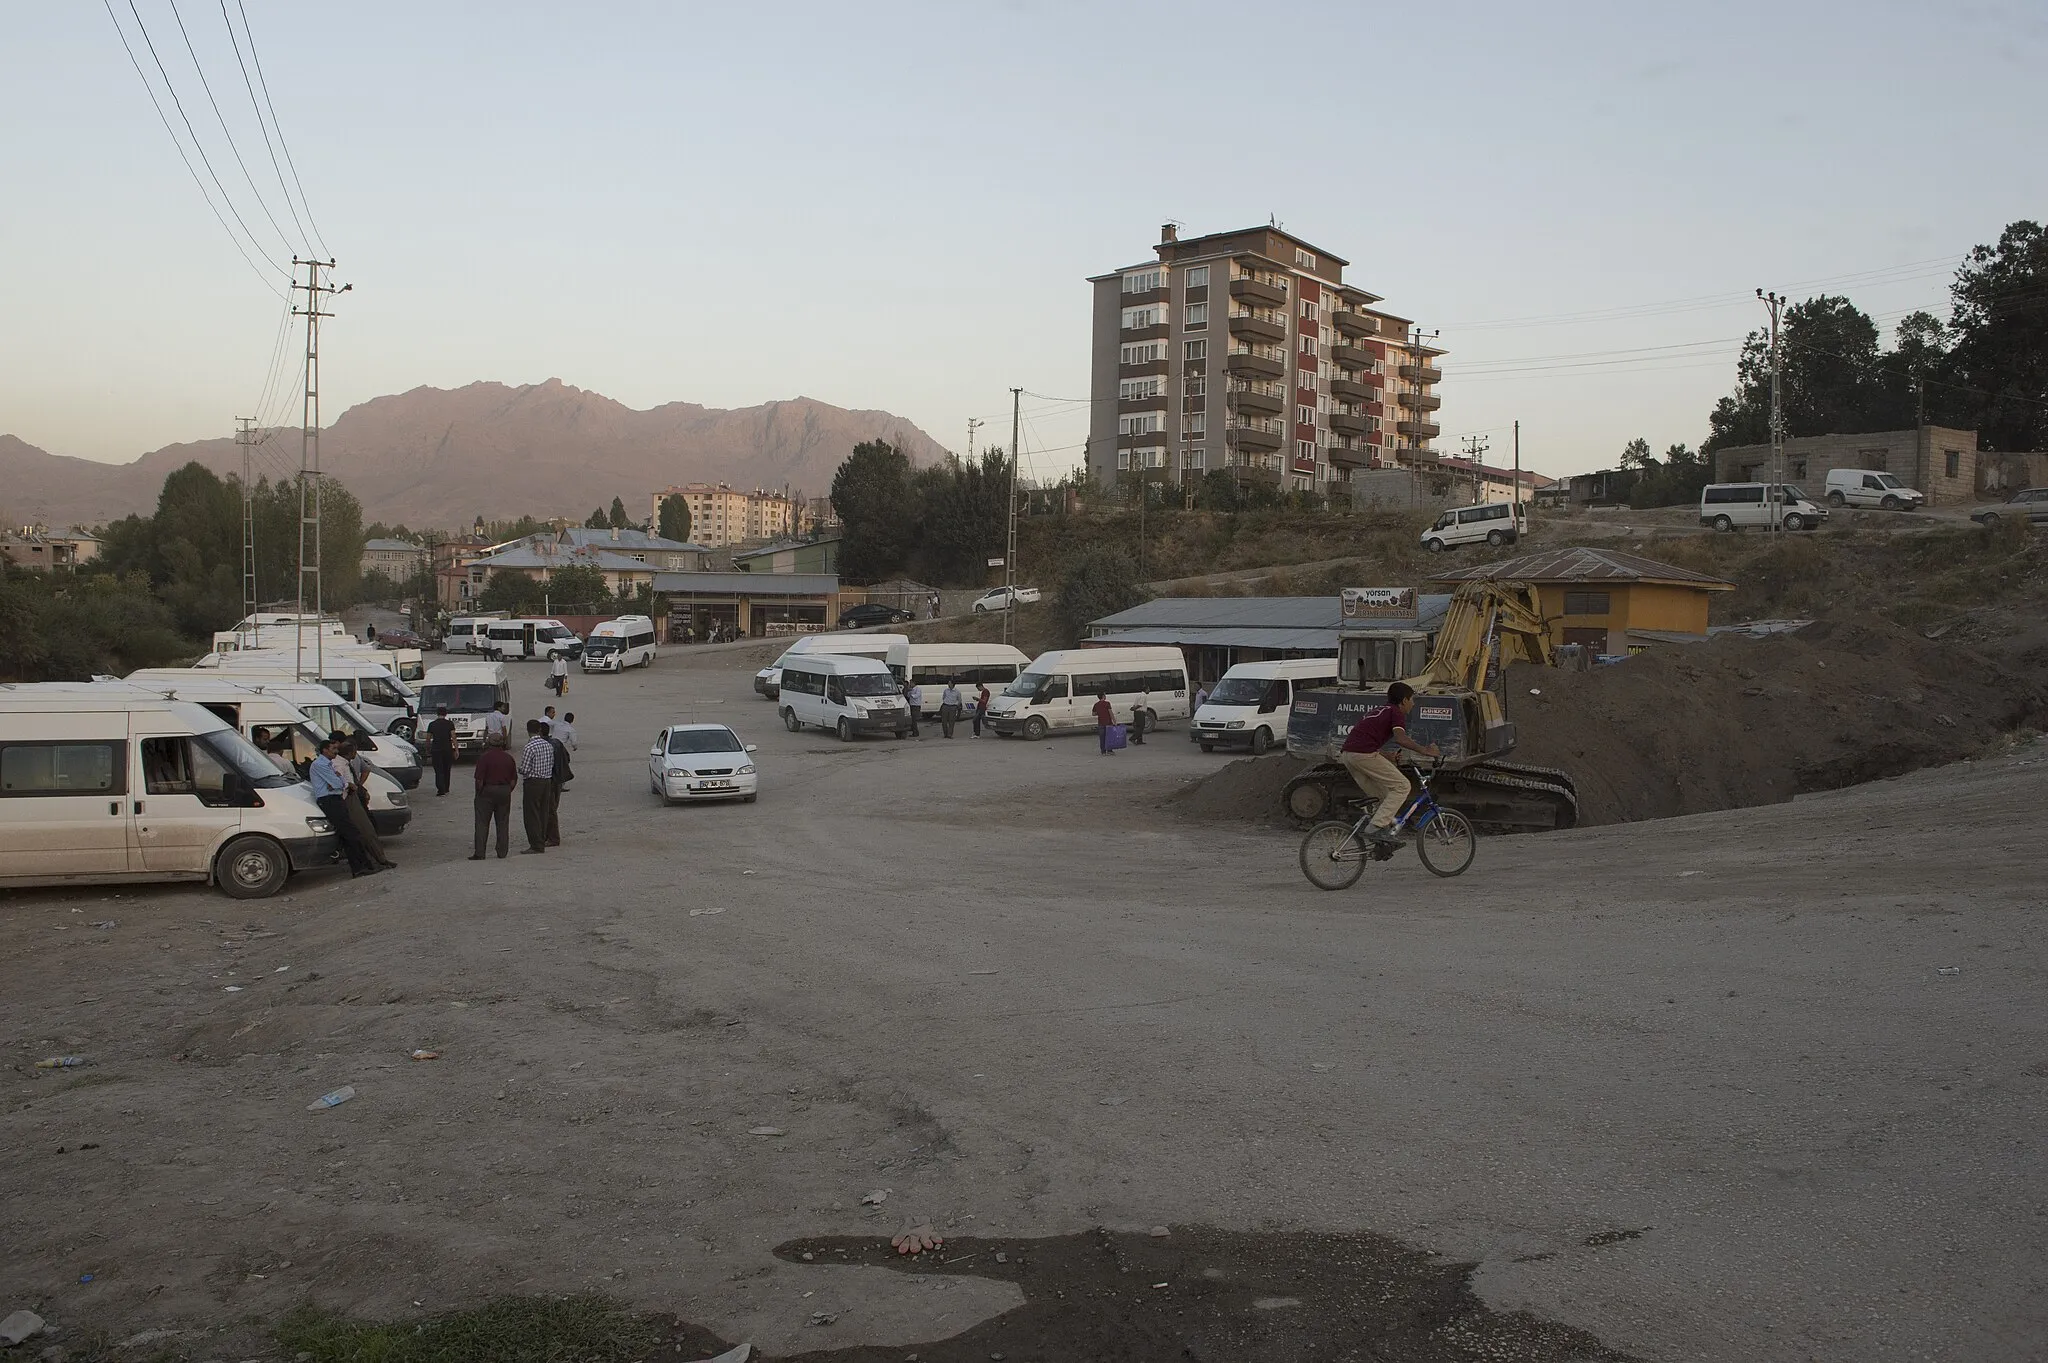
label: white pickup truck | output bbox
[971,585,1042,613]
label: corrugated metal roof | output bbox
[650,571,838,596]
[1089,593,1451,634]
[1090,627,1341,652]
[1430,546,1734,588]
[558,528,707,552]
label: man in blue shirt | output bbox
[311,736,378,876]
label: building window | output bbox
[1185,412,1206,436]
[1184,302,1208,330]
[1121,305,1164,330]
[1299,336,1317,357]
[1295,248,1317,268]
[1184,265,1209,288]
[1119,413,1164,436]
[1184,339,1207,363]
[1137,447,1166,469]
[1562,591,1612,616]
[1116,449,1132,471]
[1184,372,1206,398]
[1945,449,1961,477]
[1789,458,1807,480]
[1120,340,1166,365]
[1857,447,1889,470]
[1123,269,1164,293]
[1296,405,1315,426]
[1299,300,1317,320]
[1184,446,1205,470]
[1297,440,1316,463]
[1119,376,1165,402]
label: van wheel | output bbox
[1784,512,1805,531]
[838,717,855,742]
[782,708,800,733]
[1424,538,1445,553]
[1486,530,1506,547]
[1023,716,1049,741]
[1881,494,1901,510]
[1250,726,1271,755]
[1827,491,1846,507]
[1712,515,1733,533]
[217,836,289,899]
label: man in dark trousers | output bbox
[469,734,517,860]
[515,719,556,854]
[973,683,991,738]
[544,723,574,848]
[426,705,456,796]
[311,736,377,877]
[1093,691,1117,755]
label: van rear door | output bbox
[0,727,133,877]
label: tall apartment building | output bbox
[1086,224,1445,496]
[649,483,795,549]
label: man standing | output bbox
[482,701,511,747]
[426,706,456,796]
[338,739,396,869]
[939,678,963,738]
[311,736,377,877]
[1129,693,1148,745]
[552,711,578,751]
[544,723,574,849]
[541,704,558,734]
[904,680,923,739]
[469,734,517,860]
[516,719,557,854]
[549,651,570,697]
[1337,682,1440,847]
[1093,691,1117,756]
[972,683,990,738]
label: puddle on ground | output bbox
[635,1224,1639,1362]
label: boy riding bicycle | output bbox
[1339,681,1441,847]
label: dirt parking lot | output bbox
[4,647,2045,1361]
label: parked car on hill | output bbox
[838,602,914,629]
[1971,489,2048,527]
[971,585,1042,613]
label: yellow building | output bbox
[1432,546,1734,655]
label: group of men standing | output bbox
[417,700,578,860]
[900,679,992,739]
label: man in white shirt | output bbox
[549,652,570,697]
[482,702,511,745]
[551,711,578,750]
[904,681,923,739]
[939,680,963,738]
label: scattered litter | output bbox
[800,1252,814,1261]
[34,1056,87,1070]
[0,1310,45,1345]
[686,1347,750,1363]
[860,1189,888,1206]
[1528,688,1541,696]
[274,966,290,973]
[306,1086,356,1111]
[1310,1063,1332,1072]
[689,907,726,917]
[741,870,755,875]
[410,1050,440,1061]
[1677,871,1700,877]
[78,1273,94,1284]
[1150,1282,1169,1289]
[994,1252,1008,1263]
[747,1126,786,1137]
[968,970,998,976]
[224,986,244,993]
[1148,1226,1170,1238]
[805,1312,837,1327]
[91,920,117,929]
[1938,966,1961,976]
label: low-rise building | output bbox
[554,526,708,571]
[650,483,795,549]
[1711,426,1978,506]
[1,524,100,572]
[651,570,844,640]
[733,536,841,575]
[1432,457,1555,506]
[1431,547,1734,656]
[359,537,427,582]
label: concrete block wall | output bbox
[1713,426,1979,506]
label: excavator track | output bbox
[1279,759,1577,833]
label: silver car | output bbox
[1971,489,2048,527]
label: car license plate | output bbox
[698,780,732,790]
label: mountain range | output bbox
[0,380,948,528]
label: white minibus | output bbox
[754,632,909,700]
[1420,501,1526,553]
[482,619,582,662]
[884,642,1029,716]
[125,672,421,788]
[1190,658,1340,754]
[445,613,508,653]
[0,687,341,899]
[417,661,512,756]
[581,615,658,672]
[201,653,419,735]
[1699,483,1829,532]
[985,646,1190,741]
[776,655,913,741]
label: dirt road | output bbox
[3,650,2044,1361]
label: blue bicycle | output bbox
[1298,758,1476,888]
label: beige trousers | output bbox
[1340,751,1412,830]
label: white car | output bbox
[972,585,1042,613]
[648,723,758,805]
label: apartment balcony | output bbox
[1118,397,1170,416]
[1121,321,1170,340]
[1397,419,1442,440]
[1230,275,1288,308]
[1398,390,1443,411]
[1399,362,1443,385]
[1331,309,1378,338]
[1227,386,1284,417]
[1329,377,1378,403]
[1228,309,1287,344]
[1328,412,1374,438]
[1329,342,1374,371]
[1230,419,1284,453]
[1119,357,1168,377]
[1120,285,1169,306]
[1226,349,1285,380]
[1231,458,1283,487]
[1325,443,1373,469]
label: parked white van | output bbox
[482,618,582,662]
[202,653,419,735]
[445,613,507,653]
[1421,501,1526,553]
[1824,468,1925,510]
[581,615,658,672]
[884,642,1029,715]
[985,646,1190,741]
[418,661,512,756]
[0,687,340,899]
[211,628,425,682]
[124,673,422,788]
[777,655,913,741]
[754,632,909,700]
[1699,483,1829,532]
[1191,658,1340,754]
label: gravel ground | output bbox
[3,650,2045,1362]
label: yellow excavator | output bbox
[1282,579,1579,831]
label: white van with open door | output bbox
[482,618,583,662]
[203,653,419,735]
[418,661,512,756]
[1190,658,1340,754]
[0,687,340,899]
[124,672,422,789]
[445,613,507,653]
[581,615,658,672]
[777,655,913,741]
[754,632,909,699]
[985,646,1190,741]
[883,642,1029,716]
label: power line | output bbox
[234,0,330,258]
[166,0,294,258]
[218,0,312,255]
[101,0,284,296]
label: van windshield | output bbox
[584,636,621,656]
[1207,677,1268,705]
[841,672,898,697]
[1006,671,1064,701]
[1876,474,1905,489]
[420,683,499,713]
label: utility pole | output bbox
[1004,389,1020,646]
[1461,433,1490,504]
[292,257,346,681]
[1757,289,1785,534]
[235,416,259,646]
[967,418,983,461]
[1513,419,1523,531]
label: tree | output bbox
[910,446,1012,585]
[1948,220,2048,452]
[545,563,610,607]
[584,507,610,529]
[1056,547,1150,643]
[608,496,628,529]
[478,572,545,614]
[830,440,917,584]
[657,495,692,545]
[1619,437,1653,470]
[1706,295,1904,452]
[358,568,400,603]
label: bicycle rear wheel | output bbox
[1299,821,1369,891]
[1415,807,1476,877]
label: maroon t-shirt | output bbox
[1340,704,1406,754]
[473,746,518,788]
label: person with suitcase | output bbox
[1093,691,1119,756]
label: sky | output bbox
[2,0,2042,484]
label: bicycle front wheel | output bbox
[1416,807,1476,877]
[1299,821,1369,891]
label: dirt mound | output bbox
[1509,613,2047,826]
[1167,751,1307,824]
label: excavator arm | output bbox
[1403,579,1552,693]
